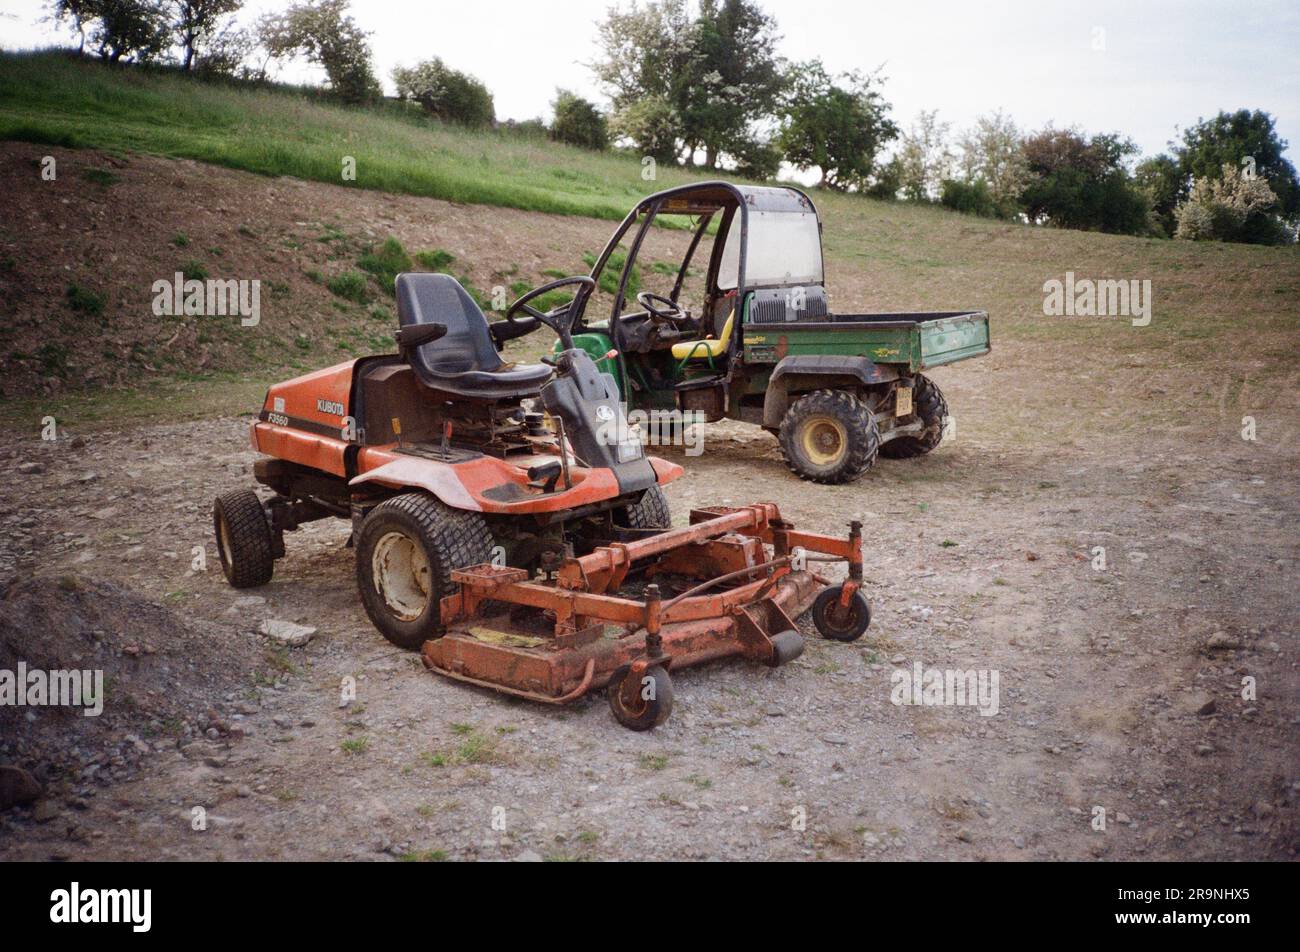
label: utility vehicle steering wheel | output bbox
[503,276,597,349]
[636,291,693,327]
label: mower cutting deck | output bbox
[426,505,867,729]
[214,269,872,730]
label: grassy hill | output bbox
[0,50,1296,443]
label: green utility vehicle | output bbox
[503,181,989,483]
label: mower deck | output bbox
[420,504,864,727]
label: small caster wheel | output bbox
[608,663,673,731]
[213,489,275,588]
[811,585,871,642]
[767,630,804,666]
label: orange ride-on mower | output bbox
[213,272,870,729]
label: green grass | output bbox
[0,51,732,221]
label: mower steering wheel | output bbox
[505,276,597,349]
[636,291,692,327]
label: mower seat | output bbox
[395,273,552,400]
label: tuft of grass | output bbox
[357,236,412,296]
[341,736,369,755]
[65,283,105,315]
[415,248,455,270]
[328,271,369,303]
[181,259,207,282]
[399,849,448,862]
[171,232,189,247]
[81,167,119,186]
[638,753,669,771]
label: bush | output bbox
[328,271,368,303]
[940,178,998,218]
[392,59,494,127]
[66,283,106,315]
[357,237,412,295]
[1175,163,1291,244]
[551,90,608,151]
[610,96,680,163]
[731,137,782,181]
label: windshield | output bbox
[717,209,823,289]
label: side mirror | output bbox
[395,323,448,350]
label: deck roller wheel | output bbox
[607,663,673,731]
[811,585,871,642]
[768,630,805,666]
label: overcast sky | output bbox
[3,0,1297,161]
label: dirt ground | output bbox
[0,378,1295,861]
[0,146,1296,861]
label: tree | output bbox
[679,0,784,169]
[897,110,953,202]
[955,110,1031,217]
[171,0,242,71]
[1019,127,1150,234]
[1134,154,1183,237]
[591,0,695,111]
[610,95,681,163]
[1175,162,1289,244]
[551,90,608,150]
[75,0,170,63]
[778,60,898,191]
[1174,109,1298,221]
[260,0,379,104]
[48,0,95,52]
[392,59,494,126]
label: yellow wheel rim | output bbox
[801,416,847,466]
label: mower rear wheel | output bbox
[778,390,879,484]
[615,484,671,530]
[880,374,948,459]
[811,585,872,642]
[213,489,275,589]
[354,492,493,651]
[607,663,673,731]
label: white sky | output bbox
[2,0,1297,161]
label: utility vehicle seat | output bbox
[670,309,735,361]
[395,272,552,400]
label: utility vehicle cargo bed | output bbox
[741,310,990,372]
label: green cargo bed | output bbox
[741,310,990,372]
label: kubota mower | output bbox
[214,271,870,729]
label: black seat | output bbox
[395,273,552,400]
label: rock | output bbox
[31,799,61,823]
[1196,698,1216,716]
[18,462,44,475]
[1194,744,1215,757]
[1205,632,1241,651]
[514,849,543,862]
[0,765,43,809]
[259,619,317,646]
[955,828,973,842]
[821,733,848,746]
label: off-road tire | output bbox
[615,484,671,530]
[778,390,879,484]
[355,492,494,651]
[213,489,275,589]
[880,375,948,459]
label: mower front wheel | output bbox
[213,489,275,589]
[354,493,494,651]
[811,585,872,642]
[607,663,673,731]
[615,484,671,530]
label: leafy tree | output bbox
[48,0,96,52]
[1019,128,1150,234]
[955,110,1031,217]
[1174,110,1298,221]
[260,0,379,104]
[610,95,681,163]
[392,59,494,126]
[591,0,695,111]
[897,110,954,202]
[940,178,997,217]
[778,60,897,191]
[730,134,782,181]
[679,0,784,169]
[1134,154,1183,237]
[171,0,242,71]
[551,90,608,150]
[68,0,171,63]
[1175,162,1289,244]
